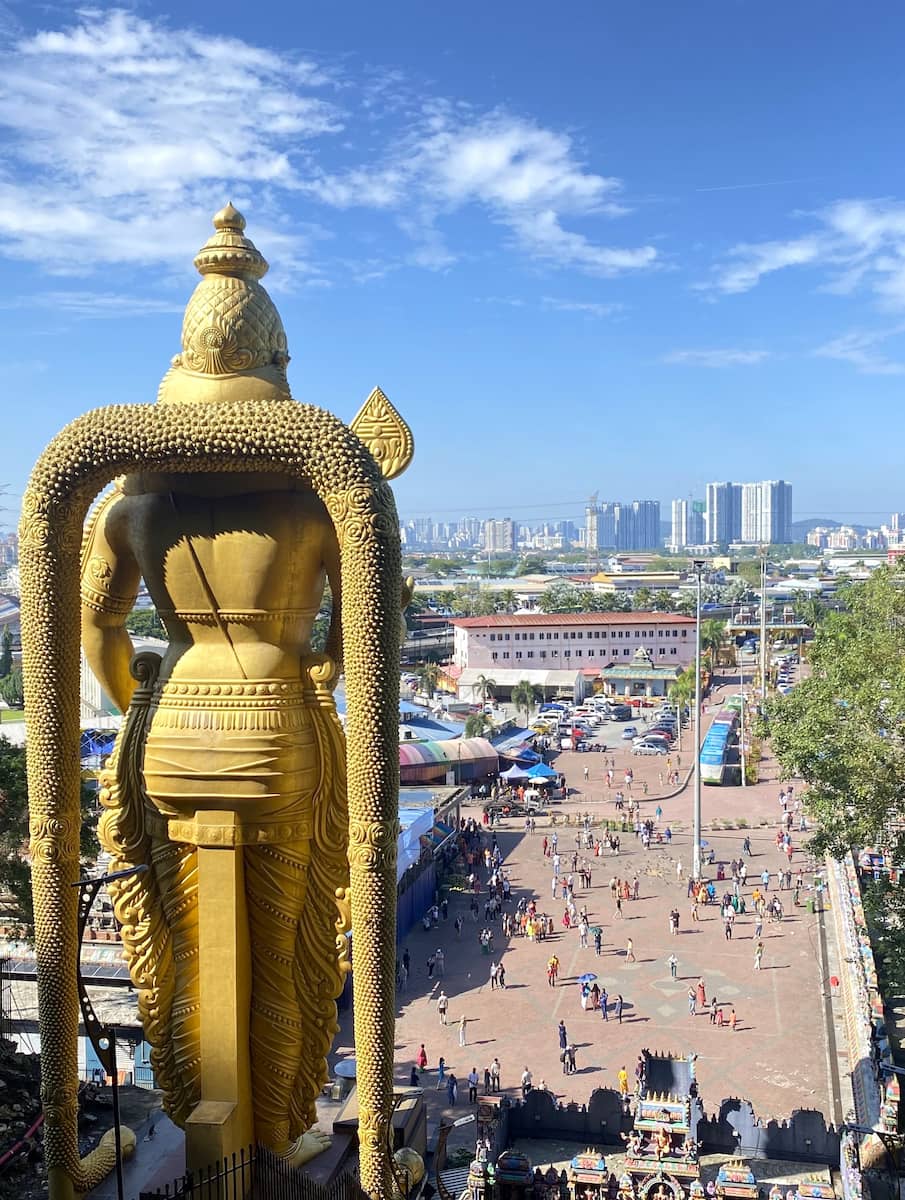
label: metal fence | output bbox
[140,1145,369,1200]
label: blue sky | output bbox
[1,1,903,531]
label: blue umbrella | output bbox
[578,972,598,984]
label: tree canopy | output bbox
[0,736,98,937]
[768,566,905,862]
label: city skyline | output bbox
[0,4,905,520]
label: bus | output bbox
[700,708,740,785]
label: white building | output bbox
[705,482,742,544]
[451,612,696,698]
[483,518,515,553]
[740,480,793,544]
[669,499,705,550]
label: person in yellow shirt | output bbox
[618,1066,629,1096]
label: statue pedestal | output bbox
[185,813,254,1176]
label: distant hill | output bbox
[790,518,870,540]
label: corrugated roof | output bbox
[452,612,695,628]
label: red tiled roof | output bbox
[451,612,695,628]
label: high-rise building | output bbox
[705,482,742,544]
[484,518,515,553]
[670,499,705,549]
[585,503,619,550]
[627,500,661,550]
[740,480,793,544]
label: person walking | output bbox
[668,953,678,980]
[709,998,717,1025]
[617,1065,629,1096]
[729,1008,737,1032]
[489,961,498,991]
[520,1066,533,1098]
[497,963,506,990]
[558,1020,568,1051]
[447,1073,458,1105]
[599,985,608,1020]
[459,1015,468,1046]
[566,1044,577,1074]
[417,1044,428,1070]
[547,954,560,987]
[594,927,603,956]
[435,947,445,977]
[467,1067,479,1104]
[687,987,696,1015]
[438,992,449,1024]
[436,1056,447,1089]
[615,993,624,1024]
[625,937,635,963]
[754,940,764,971]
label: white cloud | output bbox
[707,199,905,308]
[663,348,770,368]
[0,9,656,285]
[541,297,623,317]
[301,108,657,276]
[814,327,905,375]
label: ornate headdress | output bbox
[158,203,292,404]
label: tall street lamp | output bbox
[691,560,705,880]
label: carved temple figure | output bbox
[20,205,412,1199]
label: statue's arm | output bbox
[80,491,142,714]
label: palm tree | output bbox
[700,618,726,674]
[511,679,544,727]
[797,596,824,630]
[632,587,653,611]
[473,674,497,707]
[464,712,492,738]
[497,589,517,614]
[668,666,695,752]
[415,661,440,700]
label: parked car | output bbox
[621,725,639,740]
[647,727,676,741]
[632,742,669,755]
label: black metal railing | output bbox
[140,1146,369,1200]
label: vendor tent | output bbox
[527,761,557,779]
[500,764,530,782]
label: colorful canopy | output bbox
[399,737,498,783]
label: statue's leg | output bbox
[152,834,201,1115]
[245,841,310,1154]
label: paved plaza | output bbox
[329,678,843,1156]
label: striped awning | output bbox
[399,737,498,783]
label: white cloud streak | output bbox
[814,327,905,375]
[0,10,657,284]
[663,348,770,368]
[707,199,905,309]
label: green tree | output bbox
[496,589,517,614]
[699,618,727,671]
[511,679,543,726]
[651,591,676,612]
[516,555,547,576]
[541,582,587,613]
[768,565,905,861]
[668,666,695,751]
[676,593,697,617]
[0,736,98,938]
[472,674,497,706]
[0,627,12,679]
[415,661,441,699]
[464,713,492,739]
[796,596,825,629]
[0,669,23,708]
[124,608,166,638]
[631,587,653,610]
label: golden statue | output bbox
[20,205,412,1199]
